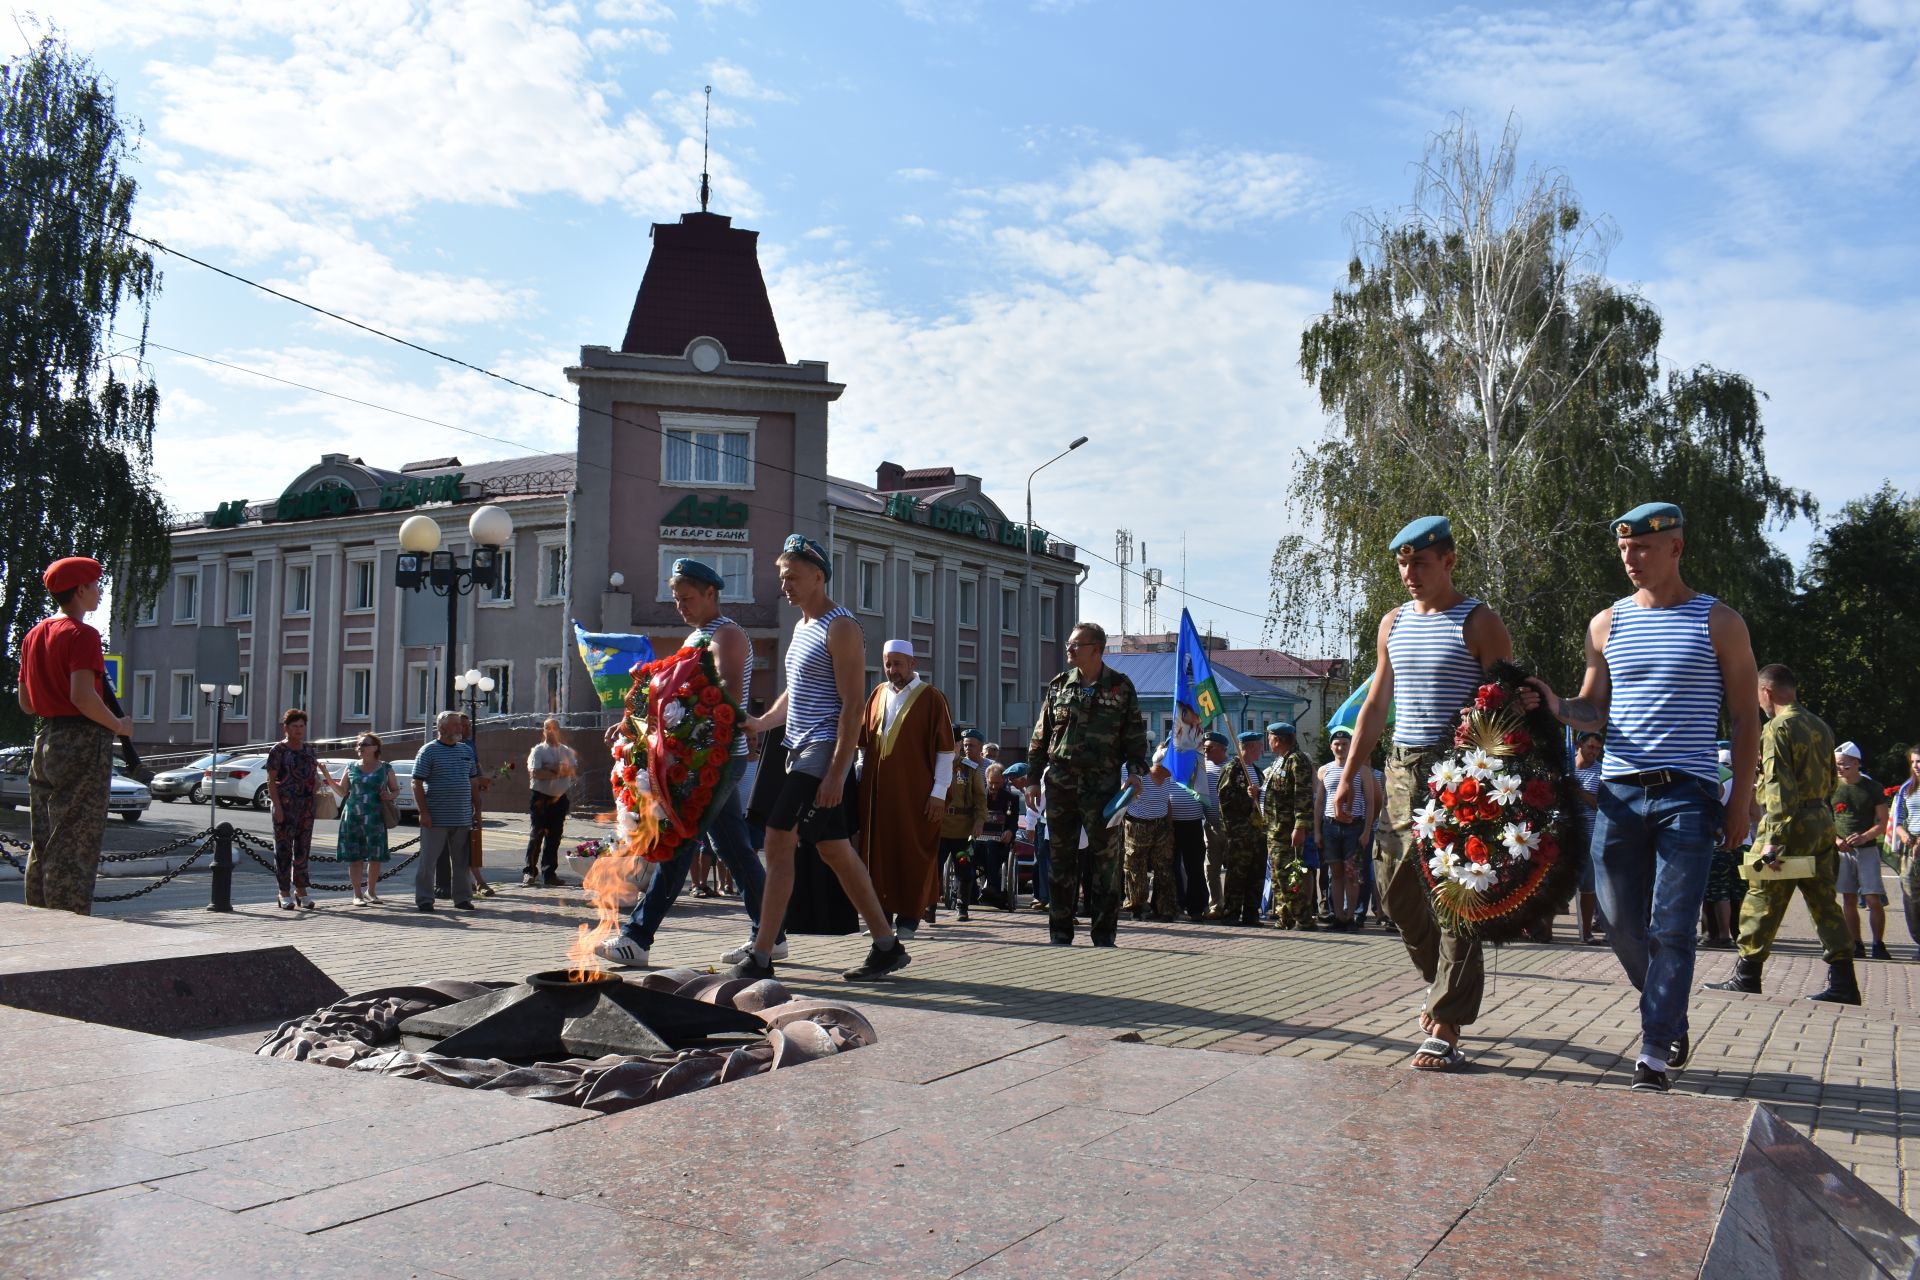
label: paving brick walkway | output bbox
[10,844,1917,1213]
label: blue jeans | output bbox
[1592,776,1722,1060]
[1033,827,1051,905]
[622,758,779,949]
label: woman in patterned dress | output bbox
[266,709,334,911]
[330,732,399,905]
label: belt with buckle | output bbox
[1611,769,1691,789]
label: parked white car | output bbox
[206,755,273,810]
[0,748,152,822]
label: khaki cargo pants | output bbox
[1375,746,1484,1028]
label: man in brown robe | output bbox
[857,640,956,938]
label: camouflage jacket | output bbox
[1217,755,1261,830]
[1028,664,1150,793]
[1756,703,1838,857]
[1261,749,1314,836]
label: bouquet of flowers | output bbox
[1410,661,1582,941]
[570,838,607,859]
[609,638,740,863]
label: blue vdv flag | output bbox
[1165,609,1223,788]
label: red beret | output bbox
[43,557,103,594]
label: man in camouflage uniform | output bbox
[1122,750,1178,920]
[1262,721,1315,928]
[1706,664,1860,1004]
[1027,622,1153,947]
[1216,730,1267,927]
[1200,733,1230,917]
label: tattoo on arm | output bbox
[1560,698,1603,729]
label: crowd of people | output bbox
[16,515,1920,1097]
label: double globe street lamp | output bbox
[452,667,496,727]
[198,681,244,810]
[396,504,515,714]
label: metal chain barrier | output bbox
[231,829,423,891]
[2,828,215,897]
[92,838,215,902]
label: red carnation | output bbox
[691,786,713,808]
[1522,778,1555,810]
[1465,835,1490,864]
[1454,721,1475,747]
[693,702,711,719]
[668,763,690,784]
[1887,786,1901,797]
[1475,684,1507,711]
[1835,802,1848,814]
[1478,800,1504,823]
[698,765,721,788]
[714,704,736,724]
[1504,729,1534,754]
[622,764,637,782]
[1440,788,1457,810]
[1434,827,1456,850]
[700,685,722,705]
[1456,777,1482,804]
[1538,834,1559,862]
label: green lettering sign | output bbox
[662,494,750,528]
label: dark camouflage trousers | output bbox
[1376,747,1484,1027]
[1045,783,1124,944]
[1123,815,1177,917]
[1737,849,1854,964]
[1219,820,1265,925]
[26,718,113,915]
[1268,840,1312,927]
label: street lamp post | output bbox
[452,667,495,727]
[395,505,515,714]
[197,682,243,812]
[1024,436,1089,718]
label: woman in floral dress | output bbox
[331,732,399,905]
[266,709,333,911]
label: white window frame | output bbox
[408,661,438,723]
[1039,588,1057,642]
[656,546,753,604]
[131,670,155,721]
[536,659,564,713]
[343,665,373,722]
[659,411,758,490]
[284,562,313,617]
[1000,582,1020,635]
[478,660,513,716]
[133,594,158,626]
[536,539,568,604]
[910,566,933,622]
[170,671,196,722]
[856,556,883,615]
[957,676,977,725]
[957,577,978,628]
[227,566,254,620]
[346,558,377,613]
[174,572,199,624]
[282,667,310,714]
[482,546,516,607]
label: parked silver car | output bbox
[149,753,222,802]
[0,748,153,822]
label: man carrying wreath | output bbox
[1336,516,1526,1071]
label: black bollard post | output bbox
[208,822,233,913]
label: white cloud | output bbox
[993,149,1324,248]
[704,57,790,102]
[895,167,942,182]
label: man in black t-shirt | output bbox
[1833,741,1892,960]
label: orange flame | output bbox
[565,797,665,981]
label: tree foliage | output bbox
[1271,116,1810,687]
[1786,486,1920,781]
[1,36,170,736]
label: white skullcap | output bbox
[883,640,914,658]
[1836,741,1863,760]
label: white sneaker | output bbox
[596,935,650,968]
[720,939,789,965]
[351,892,368,906]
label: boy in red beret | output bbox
[15,557,130,914]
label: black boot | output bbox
[1806,959,1863,1005]
[1704,955,1763,994]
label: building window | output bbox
[536,659,564,713]
[229,674,250,721]
[132,671,154,721]
[409,663,438,721]
[1039,589,1056,642]
[347,560,376,612]
[484,547,515,605]
[957,676,977,724]
[479,662,512,715]
[1001,679,1015,728]
[538,543,567,603]
[171,672,195,721]
[285,564,312,616]
[661,413,755,488]
[831,553,846,587]
[911,567,933,621]
[1000,584,1019,634]
[134,594,158,626]
[283,669,309,713]
[958,578,977,628]
[857,559,882,614]
[656,547,752,603]
[175,573,199,623]
[228,568,253,620]
[344,667,373,721]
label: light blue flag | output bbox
[1166,609,1222,788]
[573,620,655,707]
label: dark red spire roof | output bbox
[619,212,787,365]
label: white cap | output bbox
[1837,741,1863,760]
[882,639,914,658]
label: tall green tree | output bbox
[1,36,170,737]
[1272,116,1809,688]
[1789,485,1920,779]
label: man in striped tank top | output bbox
[1337,516,1523,1072]
[597,558,780,971]
[1529,503,1761,1094]
[727,535,909,983]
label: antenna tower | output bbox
[1115,529,1134,637]
[698,85,713,212]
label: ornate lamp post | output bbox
[453,667,495,726]
[395,505,515,713]
[197,682,243,811]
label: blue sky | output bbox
[33,0,1920,651]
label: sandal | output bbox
[1412,1036,1463,1072]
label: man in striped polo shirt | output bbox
[1337,516,1523,1071]
[1530,503,1760,1094]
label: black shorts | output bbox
[764,741,851,842]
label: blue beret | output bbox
[1330,726,1353,739]
[1389,515,1452,556]
[780,533,832,578]
[1203,732,1230,748]
[959,727,984,741]
[1612,502,1683,537]
[1266,722,1296,737]
[1003,763,1028,778]
[668,557,725,590]
[1237,730,1263,743]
